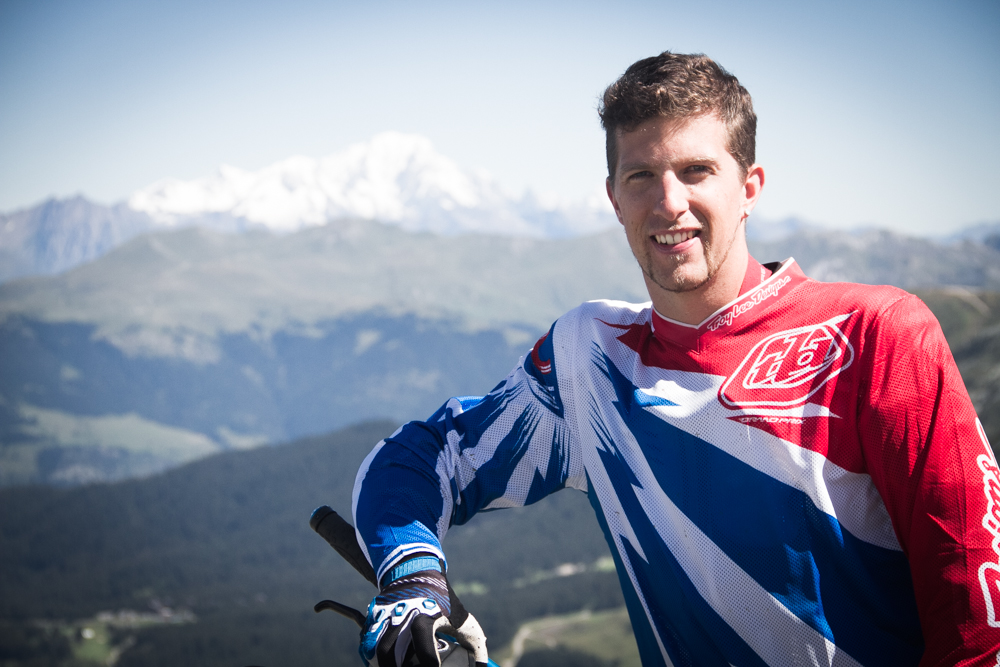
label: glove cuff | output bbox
[383,555,442,585]
[376,560,451,619]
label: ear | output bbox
[606,178,625,225]
[741,164,765,217]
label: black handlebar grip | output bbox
[310,505,378,587]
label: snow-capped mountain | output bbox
[128,132,616,237]
[0,132,617,282]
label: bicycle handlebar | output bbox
[309,505,378,587]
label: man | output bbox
[350,52,1000,666]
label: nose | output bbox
[655,171,688,222]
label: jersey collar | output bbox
[650,257,807,350]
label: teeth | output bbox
[655,230,697,245]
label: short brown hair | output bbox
[599,51,756,181]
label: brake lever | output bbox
[314,598,367,627]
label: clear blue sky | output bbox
[1,0,997,235]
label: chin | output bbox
[649,267,711,294]
[668,276,711,294]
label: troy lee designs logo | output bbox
[719,313,855,410]
[975,419,1000,630]
[707,276,792,332]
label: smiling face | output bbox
[607,113,764,322]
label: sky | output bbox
[0,0,997,236]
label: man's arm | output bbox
[352,322,584,585]
[859,294,1000,666]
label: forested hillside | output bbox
[916,288,1000,445]
[0,421,621,666]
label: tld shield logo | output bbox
[720,313,855,410]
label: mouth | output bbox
[653,229,700,246]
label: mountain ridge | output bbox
[0,133,619,284]
[4,130,998,286]
[0,219,647,360]
[0,196,157,283]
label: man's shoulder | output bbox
[548,299,652,346]
[563,298,652,324]
[794,277,940,347]
[796,276,916,316]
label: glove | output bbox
[360,555,489,667]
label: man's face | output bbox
[607,114,763,307]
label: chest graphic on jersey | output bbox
[719,312,856,413]
[602,311,857,421]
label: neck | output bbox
[648,243,750,325]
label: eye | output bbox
[625,170,653,182]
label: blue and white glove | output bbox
[360,555,489,667]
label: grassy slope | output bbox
[0,312,544,486]
[0,221,646,351]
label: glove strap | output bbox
[384,556,442,585]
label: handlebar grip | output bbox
[310,505,378,587]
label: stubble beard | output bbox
[640,220,744,295]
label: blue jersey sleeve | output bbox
[352,322,583,583]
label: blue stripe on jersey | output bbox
[449,381,520,455]
[592,413,769,667]
[451,407,540,523]
[587,472,670,667]
[524,423,571,505]
[453,404,571,520]
[634,388,678,408]
[598,351,924,665]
